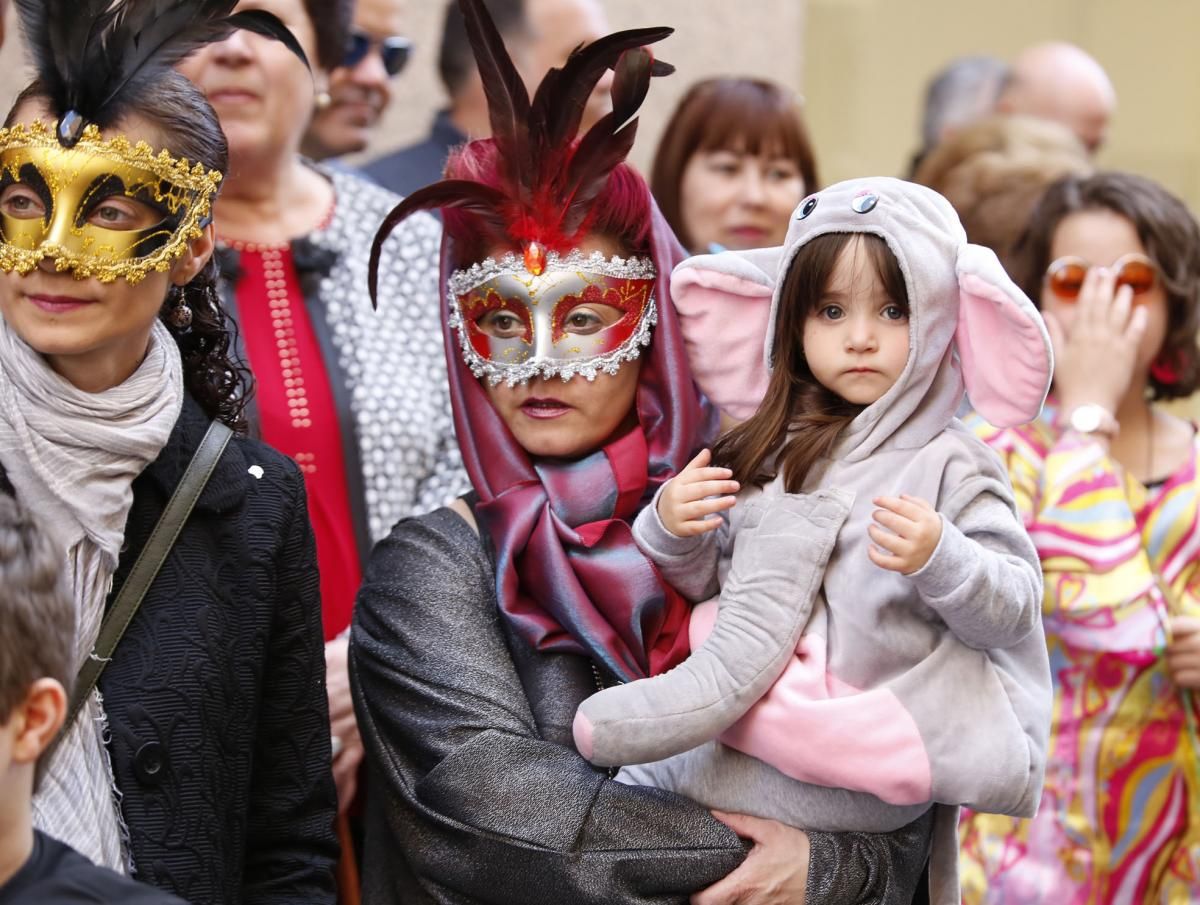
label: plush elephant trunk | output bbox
[573,489,853,767]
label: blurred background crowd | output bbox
[1,0,1199,903]
[4,1,1195,204]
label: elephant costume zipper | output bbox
[589,661,619,779]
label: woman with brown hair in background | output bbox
[651,77,817,255]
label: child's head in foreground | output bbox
[687,177,1053,491]
[0,493,72,810]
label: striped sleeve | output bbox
[967,415,1159,626]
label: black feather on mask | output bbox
[367,0,673,307]
[12,0,310,147]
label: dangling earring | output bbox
[1151,351,1180,386]
[314,91,332,111]
[167,284,194,331]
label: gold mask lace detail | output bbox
[0,120,223,284]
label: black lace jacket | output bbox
[350,506,932,905]
[91,398,337,903]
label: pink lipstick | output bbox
[520,397,572,420]
[26,294,94,314]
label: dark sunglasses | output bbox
[1045,253,1159,303]
[343,29,413,76]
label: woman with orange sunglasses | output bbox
[959,171,1200,903]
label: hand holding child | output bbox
[868,495,942,575]
[658,449,740,537]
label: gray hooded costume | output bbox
[571,178,1056,904]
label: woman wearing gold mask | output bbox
[0,1,338,900]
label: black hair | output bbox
[302,0,355,71]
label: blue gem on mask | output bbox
[798,196,818,219]
[851,191,878,214]
[57,111,85,148]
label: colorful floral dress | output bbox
[959,405,1200,905]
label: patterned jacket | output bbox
[217,165,467,562]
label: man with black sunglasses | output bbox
[303,0,412,162]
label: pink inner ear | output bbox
[671,269,773,421]
[956,272,1051,428]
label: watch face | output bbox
[1071,406,1102,432]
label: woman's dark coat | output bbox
[350,505,931,904]
[7,397,339,904]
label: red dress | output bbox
[230,239,361,640]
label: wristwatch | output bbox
[1066,403,1119,437]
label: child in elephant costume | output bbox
[572,177,1055,904]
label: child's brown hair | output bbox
[0,493,73,726]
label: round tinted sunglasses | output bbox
[343,29,413,76]
[1045,253,1159,302]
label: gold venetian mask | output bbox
[0,120,222,284]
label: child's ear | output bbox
[11,679,67,765]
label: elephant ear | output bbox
[955,243,1053,428]
[670,247,781,422]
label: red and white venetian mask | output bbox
[448,247,657,385]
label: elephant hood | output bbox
[671,176,1053,459]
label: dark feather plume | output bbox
[459,0,532,203]
[550,47,657,236]
[458,0,671,250]
[369,181,511,308]
[610,47,655,131]
[369,0,673,297]
[14,0,112,117]
[558,110,638,237]
[530,27,671,152]
[13,0,309,135]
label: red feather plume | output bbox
[369,0,672,306]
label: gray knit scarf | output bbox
[0,316,183,871]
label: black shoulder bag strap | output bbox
[48,420,233,759]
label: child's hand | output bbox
[658,449,739,537]
[867,495,942,575]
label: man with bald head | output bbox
[996,42,1115,154]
